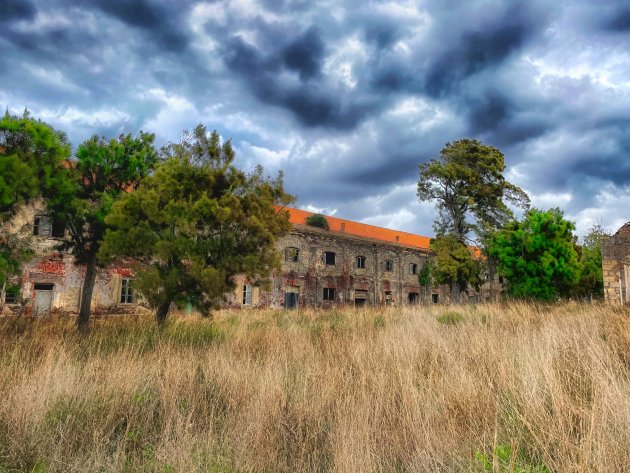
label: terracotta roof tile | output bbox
[280,207,432,250]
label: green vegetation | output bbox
[430,234,481,297]
[0,111,70,287]
[417,138,529,243]
[305,213,329,230]
[489,208,582,300]
[417,139,529,298]
[50,132,158,329]
[100,125,293,323]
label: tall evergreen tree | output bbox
[417,139,529,243]
[50,132,157,330]
[417,139,529,299]
[100,125,294,324]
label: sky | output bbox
[2,0,630,238]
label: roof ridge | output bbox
[286,206,431,239]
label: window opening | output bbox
[409,263,418,275]
[323,287,336,301]
[432,293,439,304]
[385,260,394,272]
[4,291,16,304]
[356,255,366,269]
[324,252,336,265]
[242,284,252,305]
[285,247,299,262]
[120,279,134,304]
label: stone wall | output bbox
[602,222,630,304]
[2,205,500,314]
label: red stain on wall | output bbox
[111,267,134,278]
[33,255,65,275]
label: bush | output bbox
[437,311,464,325]
[305,214,329,230]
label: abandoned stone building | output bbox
[1,205,496,315]
[602,222,630,304]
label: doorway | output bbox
[33,283,54,315]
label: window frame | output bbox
[323,287,336,301]
[4,291,16,304]
[409,263,418,275]
[242,284,252,306]
[356,255,366,269]
[324,251,336,265]
[285,247,299,263]
[384,259,394,272]
[120,278,134,304]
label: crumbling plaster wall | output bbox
[602,223,630,304]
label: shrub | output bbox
[305,214,329,230]
[437,311,464,325]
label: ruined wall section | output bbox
[226,225,443,309]
[602,223,630,304]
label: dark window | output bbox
[354,289,368,306]
[33,215,51,237]
[323,287,336,301]
[385,260,394,272]
[432,293,439,304]
[34,283,54,291]
[4,291,16,304]
[285,247,299,262]
[242,284,252,305]
[498,276,504,284]
[384,290,393,305]
[284,292,299,308]
[51,220,65,238]
[408,292,419,304]
[356,255,366,269]
[324,252,336,265]
[409,263,418,275]
[120,279,134,304]
[33,215,64,238]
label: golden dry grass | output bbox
[1,302,630,472]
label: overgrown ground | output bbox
[1,303,630,472]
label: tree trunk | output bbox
[77,254,97,332]
[156,300,171,326]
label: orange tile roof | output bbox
[281,207,432,250]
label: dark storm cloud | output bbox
[222,34,378,129]
[0,0,36,22]
[281,27,325,80]
[88,0,189,52]
[2,0,630,235]
[604,8,630,31]
[423,5,541,97]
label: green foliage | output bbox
[489,208,582,301]
[430,235,481,294]
[0,111,71,286]
[100,125,294,322]
[51,131,158,264]
[473,444,550,472]
[436,311,464,325]
[305,213,329,230]
[418,259,434,287]
[47,131,158,328]
[575,223,608,299]
[417,139,529,243]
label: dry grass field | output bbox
[1,302,630,472]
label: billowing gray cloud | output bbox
[1,0,630,238]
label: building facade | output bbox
[602,222,630,304]
[1,206,494,315]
